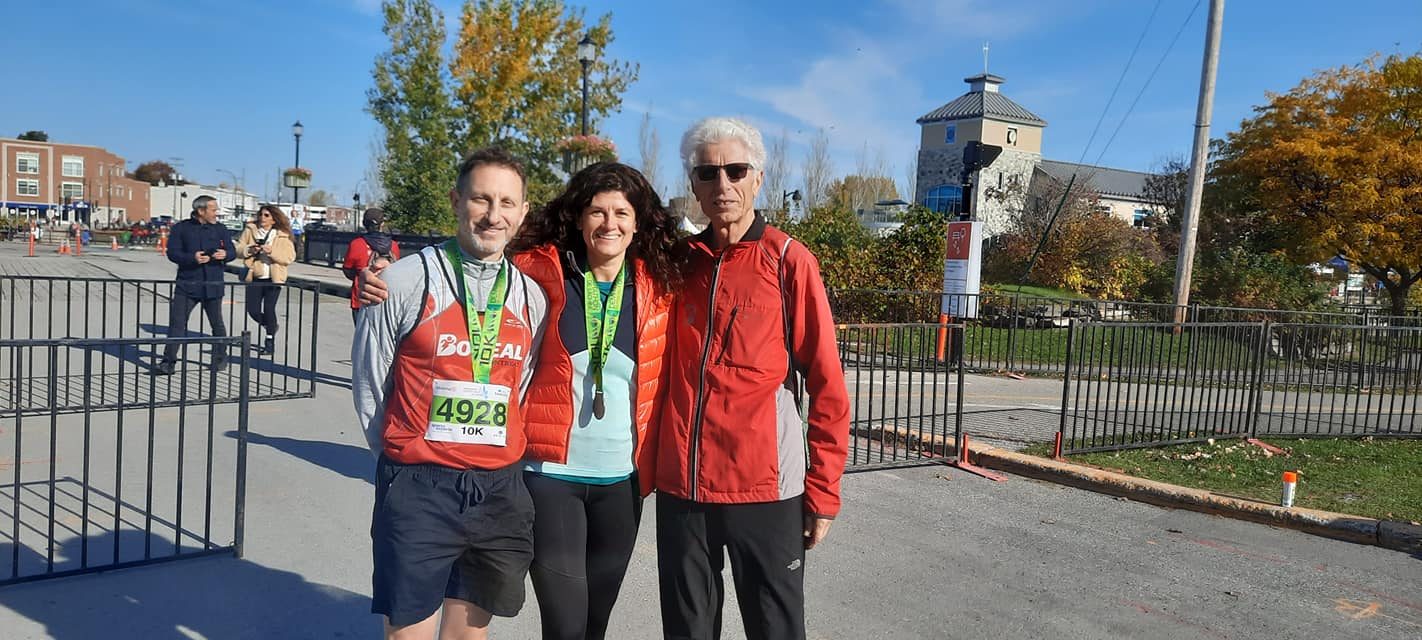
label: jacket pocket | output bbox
[716,304,779,371]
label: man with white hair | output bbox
[654,117,850,640]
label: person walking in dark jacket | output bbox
[153,195,237,375]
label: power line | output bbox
[1075,0,1164,167]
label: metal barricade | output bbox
[0,275,320,403]
[838,323,966,470]
[1,336,250,586]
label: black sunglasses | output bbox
[692,163,754,183]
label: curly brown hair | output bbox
[511,162,682,291]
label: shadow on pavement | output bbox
[227,430,375,485]
[0,530,371,639]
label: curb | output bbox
[966,442,1422,554]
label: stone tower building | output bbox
[914,74,1046,236]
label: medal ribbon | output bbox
[584,265,626,417]
[443,240,508,384]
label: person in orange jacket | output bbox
[356,162,681,640]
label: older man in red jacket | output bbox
[654,117,850,640]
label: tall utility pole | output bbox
[1172,0,1225,325]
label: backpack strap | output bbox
[774,234,805,412]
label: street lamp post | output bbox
[217,168,247,222]
[291,120,304,204]
[352,192,362,232]
[168,171,184,218]
[577,34,594,136]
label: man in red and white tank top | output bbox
[352,148,548,640]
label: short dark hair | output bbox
[455,147,526,197]
[191,195,216,215]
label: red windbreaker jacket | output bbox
[654,216,850,518]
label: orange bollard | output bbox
[75,236,82,256]
[28,232,35,257]
[935,313,948,361]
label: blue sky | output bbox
[4,0,1419,205]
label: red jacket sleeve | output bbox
[784,242,850,518]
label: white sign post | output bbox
[941,220,983,319]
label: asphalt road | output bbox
[0,241,1418,639]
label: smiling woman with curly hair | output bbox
[508,161,681,639]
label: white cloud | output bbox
[740,37,919,155]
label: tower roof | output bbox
[916,74,1046,127]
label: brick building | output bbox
[0,137,151,227]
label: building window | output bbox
[16,153,40,174]
[62,182,84,200]
[1133,208,1153,228]
[62,156,84,177]
[1006,127,1018,146]
[944,124,956,145]
[17,179,40,196]
[923,184,963,214]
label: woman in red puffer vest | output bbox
[508,162,680,640]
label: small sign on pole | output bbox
[942,220,983,319]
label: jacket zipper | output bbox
[688,251,726,501]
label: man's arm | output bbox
[166,224,195,266]
[351,255,425,457]
[784,243,851,526]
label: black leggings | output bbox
[524,472,642,640]
[245,279,282,335]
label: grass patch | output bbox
[1055,437,1422,522]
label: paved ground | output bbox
[0,240,1419,639]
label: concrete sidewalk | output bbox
[1,242,1419,638]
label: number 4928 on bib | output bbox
[425,379,511,446]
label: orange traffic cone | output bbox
[111,237,120,251]
[57,240,69,255]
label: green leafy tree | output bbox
[17,130,48,141]
[449,0,638,204]
[368,0,458,233]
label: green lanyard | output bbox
[584,265,626,419]
[443,240,508,384]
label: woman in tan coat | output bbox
[235,205,297,355]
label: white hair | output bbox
[679,117,766,175]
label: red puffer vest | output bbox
[513,244,671,496]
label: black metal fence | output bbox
[828,289,1422,376]
[1,336,250,586]
[1057,321,1422,455]
[300,229,449,268]
[837,323,966,470]
[0,275,321,404]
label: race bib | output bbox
[425,379,511,446]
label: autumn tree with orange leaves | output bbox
[1216,52,1422,315]
[368,0,637,231]
[449,0,637,203]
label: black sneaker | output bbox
[263,336,275,355]
[211,356,228,372]
[151,361,175,376]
